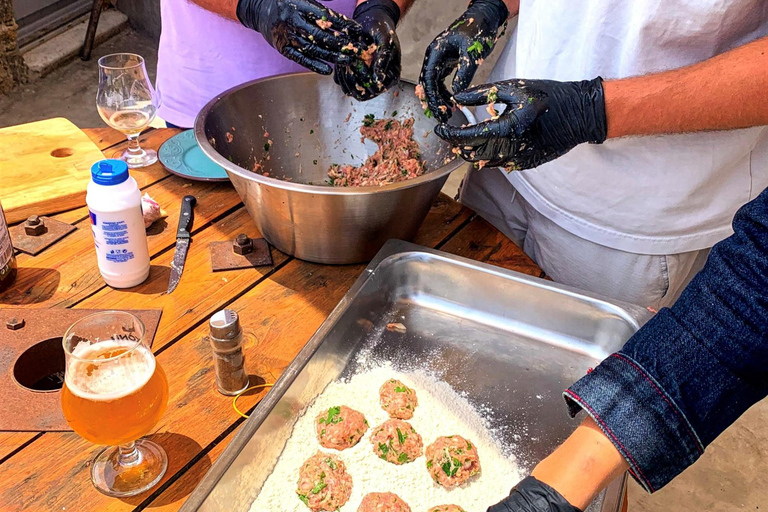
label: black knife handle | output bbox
[176,195,197,239]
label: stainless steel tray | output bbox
[182,240,653,512]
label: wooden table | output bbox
[0,128,544,511]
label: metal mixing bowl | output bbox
[195,73,469,264]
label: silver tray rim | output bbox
[181,239,653,511]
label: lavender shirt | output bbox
[157,0,356,128]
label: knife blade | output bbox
[167,195,197,294]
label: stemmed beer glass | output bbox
[97,53,160,168]
[61,311,169,497]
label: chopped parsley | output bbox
[325,457,337,470]
[391,110,398,116]
[318,406,343,425]
[441,457,461,477]
[467,441,472,450]
[396,428,407,444]
[487,87,499,104]
[451,19,467,29]
[528,97,535,103]
[398,452,409,463]
[378,442,389,455]
[467,41,484,56]
[424,108,434,118]
[321,15,327,21]
[320,429,326,436]
[310,129,314,134]
[363,81,372,88]
[394,386,408,393]
[298,493,309,505]
[427,460,433,468]
[313,159,318,165]
[264,142,271,152]
[363,113,376,127]
[311,481,327,494]
[384,120,393,130]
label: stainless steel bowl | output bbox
[195,73,468,264]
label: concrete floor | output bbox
[2,8,767,512]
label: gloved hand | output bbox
[334,0,401,101]
[434,77,607,171]
[418,0,509,122]
[487,476,583,512]
[237,0,367,75]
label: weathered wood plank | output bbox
[83,127,134,152]
[2,177,239,308]
[0,433,38,462]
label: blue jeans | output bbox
[565,187,768,493]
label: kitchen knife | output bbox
[167,195,197,294]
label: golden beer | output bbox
[61,342,169,446]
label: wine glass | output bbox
[97,53,160,168]
[61,311,169,497]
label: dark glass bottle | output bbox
[0,201,17,292]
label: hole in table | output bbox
[13,337,65,392]
[50,148,75,158]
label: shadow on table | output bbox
[118,432,210,508]
[0,267,60,305]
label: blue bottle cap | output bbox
[91,159,129,186]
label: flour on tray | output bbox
[248,364,523,512]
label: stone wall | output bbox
[0,0,28,94]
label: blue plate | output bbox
[158,129,229,182]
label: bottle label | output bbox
[0,207,12,269]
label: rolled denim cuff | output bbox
[563,347,704,493]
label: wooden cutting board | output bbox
[0,118,107,224]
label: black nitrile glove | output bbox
[434,77,607,171]
[487,476,583,512]
[419,0,509,122]
[334,0,401,101]
[237,0,367,75]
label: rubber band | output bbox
[233,383,274,419]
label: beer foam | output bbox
[65,340,156,401]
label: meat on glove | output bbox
[418,0,509,122]
[487,477,582,512]
[334,0,402,101]
[434,78,608,171]
[236,0,368,75]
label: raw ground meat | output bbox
[357,492,412,512]
[428,506,466,512]
[370,419,423,465]
[379,378,418,419]
[425,435,481,488]
[328,118,426,187]
[315,405,369,451]
[296,451,353,511]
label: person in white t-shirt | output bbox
[409,0,768,309]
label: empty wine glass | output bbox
[97,53,160,168]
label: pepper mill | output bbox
[209,309,249,396]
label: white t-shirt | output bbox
[486,0,768,254]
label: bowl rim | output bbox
[194,72,469,196]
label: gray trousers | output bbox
[459,167,710,310]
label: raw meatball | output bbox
[370,419,423,465]
[379,379,418,419]
[296,452,353,511]
[429,506,466,512]
[315,405,368,450]
[425,435,481,488]
[357,492,411,512]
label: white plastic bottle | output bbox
[86,159,150,288]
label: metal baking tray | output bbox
[182,240,653,512]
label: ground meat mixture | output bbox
[370,419,423,465]
[358,492,412,512]
[328,118,425,187]
[296,452,353,511]
[379,379,418,419]
[425,435,481,488]
[315,405,369,451]
[428,506,466,512]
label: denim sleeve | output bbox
[563,187,768,493]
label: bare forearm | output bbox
[190,0,238,21]
[605,36,768,139]
[531,416,629,510]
